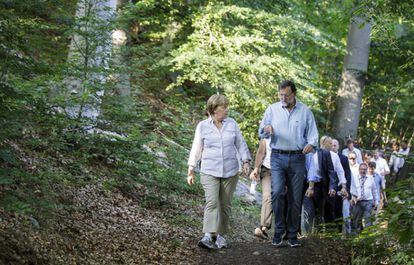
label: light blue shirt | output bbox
[373,173,384,205]
[307,151,321,183]
[305,151,317,181]
[258,101,319,150]
[188,117,251,178]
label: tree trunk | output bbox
[332,15,372,144]
[66,0,117,121]
[112,0,131,97]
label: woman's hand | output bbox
[249,168,259,181]
[328,189,336,197]
[187,166,195,185]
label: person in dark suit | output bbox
[332,138,352,234]
[302,137,338,235]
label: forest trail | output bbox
[1,178,350,265]
[194,236,350,265]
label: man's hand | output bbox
[249,168,259,181]
[264,125,274,135]
[305,187,314,197]
[340,186,349,198]
[328,189,336,197]
[187,166,195,185]
[351,196,358,205]
[302,144,313,154]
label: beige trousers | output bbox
[200,173,239,235]
[260,166,273,228]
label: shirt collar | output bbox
[207,116,228,124]
[278,100,301,110]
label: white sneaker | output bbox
[254,227,269,240]
[215,235,228,249]
[198,235,215,249]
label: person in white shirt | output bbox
[342,139,363,164]
[389,142,403,185]
[348,151,360,179]
[302,136,347,235]
[250,137,272,240]
[187,94,251,249]
[331,138,353,235]
[400,141,410,167]
[373,149,390,178]
[351,163,378,232]
[320,136,348,195]
[367,161,386,216]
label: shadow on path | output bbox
[196,237,350,265]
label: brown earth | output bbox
[0,179,351,265]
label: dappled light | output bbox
[0,0,413,264]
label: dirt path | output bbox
[194,237,350,265]
[1,180,351,265]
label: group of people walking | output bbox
[186,80,410,249]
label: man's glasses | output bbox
[349,157,356,160]
[278,92,293,99]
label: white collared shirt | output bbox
[399,148,410,168]
[342,147,363,164]
[349,163,360,179]
[351,174,378,204]
[259,101,319,150]
[262,138,271,169]
[389,151,403,172]
[373,157,390,176]
[330,151,346,185]
[188,117,251,178]
[306,150,346,186]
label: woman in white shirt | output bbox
[187,94,251,249]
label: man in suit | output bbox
[302,137,338,235]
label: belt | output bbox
[272,149,303,155]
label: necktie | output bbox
[360,176,367,200]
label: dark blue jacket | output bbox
[338,153,352,193]
[317,149,338,190]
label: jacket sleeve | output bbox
[342,157,352,193]
[325,151,338,190]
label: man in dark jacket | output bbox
[302,139,338,235]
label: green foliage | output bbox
[0,1,413,262]
[356,0,414,146]
[164,1,347,146]
[351,169,414,264]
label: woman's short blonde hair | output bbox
[206,94,229,116]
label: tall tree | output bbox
[65,0,116,120]
[112,0,131,97]
[332,11,372,143]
